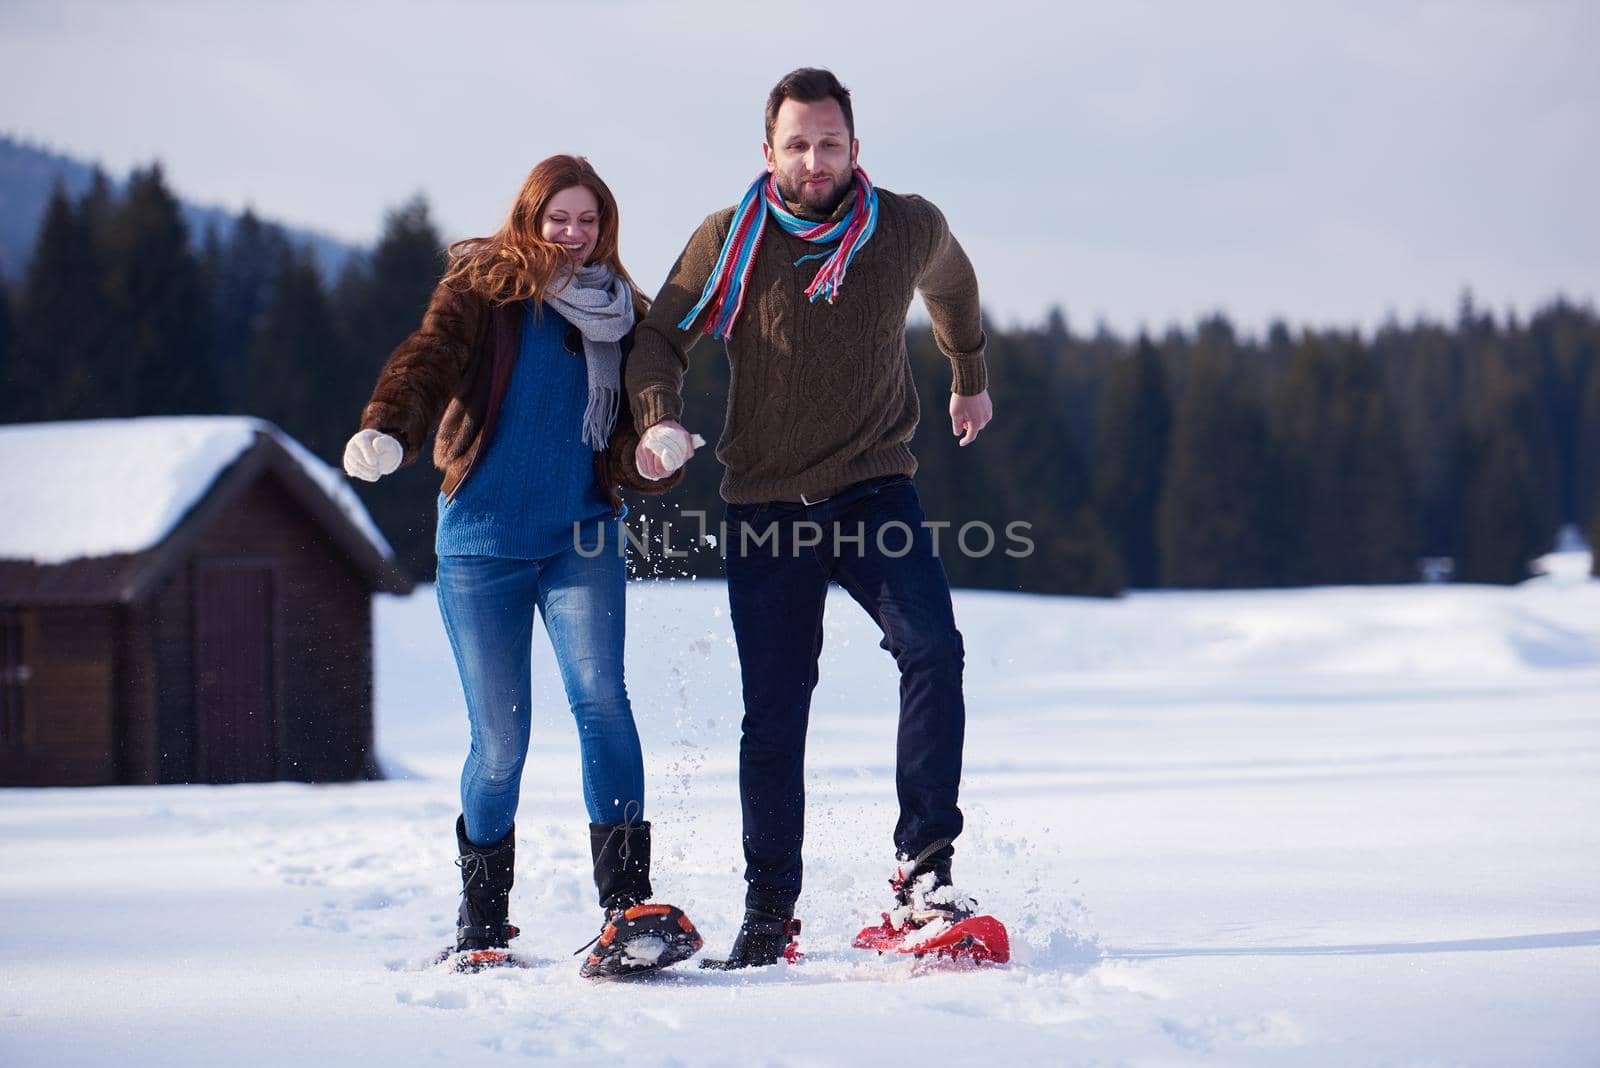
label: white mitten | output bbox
[342,429,403,482]
[640,425,706,479]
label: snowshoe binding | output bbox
[578,902,704,979]
[853,844,1010,966]
[434,936,532,973]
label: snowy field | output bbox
[3,552,1599,1066]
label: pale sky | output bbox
[2,0,1595,334]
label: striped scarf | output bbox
[677,166,879,340]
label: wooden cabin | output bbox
[0,417,413,786]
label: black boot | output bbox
[890,839,977,926]
[452,815,519,964]
[855,846,1007,965]
[591,816,653,910]
[698,906,803,970]
[577,817,703,979]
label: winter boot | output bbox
[889,841,978,927]
[444,815,521,971]
[577,817,703,979]
[698,906,803,970]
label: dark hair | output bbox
[764,67,854,144]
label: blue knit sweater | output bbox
[435,303,616,559]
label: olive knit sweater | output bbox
[626,186,987,504]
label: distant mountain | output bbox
[0,134,358,282]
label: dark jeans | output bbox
[724,474,965,912]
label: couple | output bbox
[343,68,994,978]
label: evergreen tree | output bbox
[901,325,1122,595]
[9,181,106,421]
[72,168,120,416]
[1581,346,1600,534]
[0,275,12,421]
[337,195,448,581]
[207,209,289,412]
[1493,320,1563,551]
[986,326,1121,595]
[1057,315,1117,465]
[1455,353,1557,584]
[904,328,1007,589]
[77,166,115,238]
[336,194,445,363]
[1524,301,1592,525]
[101,164,215,415]
[1275,330,1418,584]
[245,243,343,456]
[1158,336,1287,588]
[1092,334,1170,587]
[1376,320,1462,557]
[1590,495,1600,579]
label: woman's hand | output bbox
[343,429,403,482]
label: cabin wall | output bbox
[0,606,118,786]
[116,602,159,784]
[143,473,376,784]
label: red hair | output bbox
[442,154,648,315]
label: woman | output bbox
[342,155,700,977]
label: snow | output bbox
[0,416,393,565]
[3,554,1599,1064]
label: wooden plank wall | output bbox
[0,607,116,786]
[165,473,376,782]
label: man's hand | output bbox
[950,390,993,446]
[635,419,701,480]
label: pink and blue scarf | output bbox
[677,166,879,340]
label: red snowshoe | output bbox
[853,912,1010,965]
[853,849,1010,966]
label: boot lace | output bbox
[590,799,643,881]
[575,801,644,956]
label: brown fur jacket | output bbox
[359,281,681,511]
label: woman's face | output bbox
[540,184,601,265]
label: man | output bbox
[628,67,993,969]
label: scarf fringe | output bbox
[581,384,620,452]
[544,265,630,452]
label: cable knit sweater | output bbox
[626,187,987,504]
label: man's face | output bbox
[763,97,859,215]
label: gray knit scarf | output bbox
[544,263,634,450]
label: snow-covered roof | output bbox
[0,416,393,565]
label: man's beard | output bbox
[776,168,853,216]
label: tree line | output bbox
[2,164,1596,592]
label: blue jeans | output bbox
[436,538,644,846]
[724,475,966,912]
